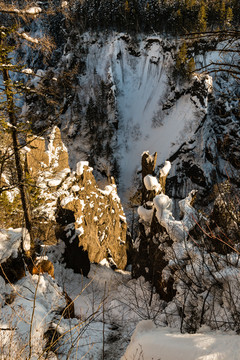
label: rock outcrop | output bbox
[26,126,129,272]
[26,126,69,177]
[0,228,29,283]
[132,151,198,301]
[57,170,128,269]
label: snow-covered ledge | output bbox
[153,190,198,242]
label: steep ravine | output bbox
[58,33,212,202]
[25,28,240,211]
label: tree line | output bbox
[72,0,238,34]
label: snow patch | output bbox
[76,161,89,176]
[122,320,240,360]
[144,175,161,192]
[138,206,154,224]
[159,160,171,178]
[153,191,197,242]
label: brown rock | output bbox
[26,126,69,177]
[60,167,128,270]
[24,126,129,272]
[31,259,55,278]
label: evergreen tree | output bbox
[176,41,188,70]
[0,26,33,243]
[225,6,233,27]
[0,4,54,249]
[198,2,207,32]
[187,57,196,76]
[220,0,226,26]
[185,0,196,10]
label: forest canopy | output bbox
[70,0,238,34]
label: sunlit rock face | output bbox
[26,126,69,177]
[57,166,129,270]
[25,126,129,272]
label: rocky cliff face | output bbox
[55,167,129,270]
[166,69,240,212]
[23,24,240,215]
[4,126,130,273]
[26,31,218,204]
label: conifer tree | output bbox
[220,0,226,25]
[0,26,33,243]
[225,6,233,27]
[185,0,196,10]
[176,41,188,70]
[198,2,207,32]
[187,57,196,76]
[0,4,54,249]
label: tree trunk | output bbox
[2,67,33,245]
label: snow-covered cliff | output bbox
[27,31,216,204]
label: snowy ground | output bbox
[122,320,240,360]
[1,232,240,359]
[39,245,240,360]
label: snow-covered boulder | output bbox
[154,191,197,242]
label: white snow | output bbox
[22,68,33,74]
[72,184,80,192]
[48,178,62,187]
[138,206,153,224]
[76,161,89,176]
[60,194,77,207]
[20,32,39,44]
[153,191,197,242]
[47,168,70,187]
[76,226,84,236]
[0,228,23,262]
[100,184,121,203]
[25,6,42,15]
[143,175,162,192]
[22,228,31,252]
[0,274,65,358]
[160,160,171,178]
[122,320,240,360]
